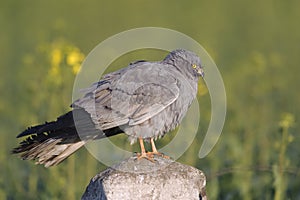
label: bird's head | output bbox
[163,49,204,79]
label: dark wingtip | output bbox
[16,123,45,138]
[16,127,34,138]
[16,130,29,138]
[16,120,55,138]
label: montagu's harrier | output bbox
[12,49,204,167]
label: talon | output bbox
[136,137,170,162]
[136,137,155,162]
[152,151,170,159]
[136,152,155,162]
[150,138,170,159]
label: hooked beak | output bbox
[197,67,204,77]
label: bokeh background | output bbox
[1,1,299,199]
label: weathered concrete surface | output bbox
[82,155,207,200]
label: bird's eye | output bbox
[192,64,197,69]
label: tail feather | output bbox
[20,138,63,161]
[17,111,74,138]
[12,109,122,167]
[41,140,86,167]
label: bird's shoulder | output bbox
[72,60,181,129]
[100,61,177,87]
[72,61,179,108]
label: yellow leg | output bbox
[150,138,159,153]
[139,137,146,155]
[136,137,170,161]
[150,138,170,159]
[137,137,154,161]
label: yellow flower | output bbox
[67,49,84,66]
[279,113,295,129]
[51,48,62,67]
[66,49,84,75]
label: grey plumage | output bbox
[12,49,204,167]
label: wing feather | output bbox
[73,62,180,129]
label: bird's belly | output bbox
[121,99,190,144]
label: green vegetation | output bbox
[1,0,299,199]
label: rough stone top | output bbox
[82,155,207,200]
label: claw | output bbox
[151,151,170,159]
[136,152,155,162]
[136,137,170,162]
[150,138,170,159]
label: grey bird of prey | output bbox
[12,49,204,167]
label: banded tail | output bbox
[12,109,122,167]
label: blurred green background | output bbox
[1,0,299,199]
